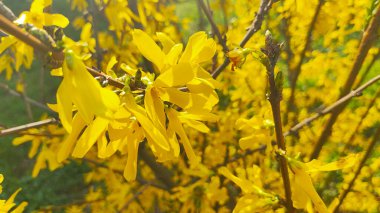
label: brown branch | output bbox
[310,3,380,159]
[263,33,294,211]
[333,125,380,213]
[284,74,380,137]
[198,0,229,53]
[211,0,275,78]
[0,118,58,136]
[0,13,126,89]
[0,13,51,52]
[286,0,324,120]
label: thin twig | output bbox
[0,118,58,136]
[198,0,229,53]
[333,125,380,213]
[284,74,380,137]
[0,83,53,112]
[211,0,275,78]
[0,1,17,21]
[310,3,380,159]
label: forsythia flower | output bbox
[286,153,360,212]
[54,49,120,132]
[131,29,219,165]
[17,0,69,29]
[218,167,279,212]
[0,174,28,212]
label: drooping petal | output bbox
[57,113,86,162]
[166,108,199,165]
[0,37,17,54]
[63,50,120,123]
[125,94,170,151]
[72,116,110,158]
[124,133,140,181]
[144,87,166,129]
[288,158,328,213]
[132,29,165,71]
[56,78,73,133]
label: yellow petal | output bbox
[4,188,22,209]
[12,135,34,146]
[106,55,118,75]
[155,63,194,87]
[125,94,170,151]
[239,134,266,150]
[158,87,190,109]
[124,133,140,181]
[44,13,69,28]
[178,117,209,133]
[288,159,328,213]
[30,0,50,12]
[157,32,175,54]
[178,111,218,122]
[56,78,73,133]
[72,117,110,158]
[0,37,17,54]
[63,50,120,123]
[165,43,183,66]
[305,153,360,173]
[11,201,28,213]
[166,108,199,165]
[179,32,216,64]
[57,113,86,162]
[144,87,166,129]
[132,29,165,71]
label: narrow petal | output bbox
[124,133,139,181]
[125,94,170,151]
[72,117,109,158]
[57,113,86,162]
[132,29,165,71]
[166,108,199,165]
[56,78,73,133]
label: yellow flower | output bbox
[286,153,359,212]
[54,50,120,132]
[131,30,219,165]
[17,0,69,29]
[0,174,28,212]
